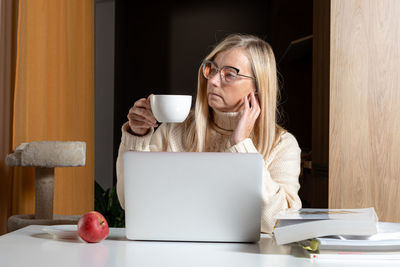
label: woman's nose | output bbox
[209,72,222,87]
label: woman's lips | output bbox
[209,92,222,98]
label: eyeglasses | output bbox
[201,60,256,83]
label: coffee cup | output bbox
[150,95,192,123]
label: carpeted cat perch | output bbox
[6,141,86,232]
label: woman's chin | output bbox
[208,96,239,112]
[208,96,222,108]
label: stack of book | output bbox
[273,208,400,262]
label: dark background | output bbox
[113,0,313,196]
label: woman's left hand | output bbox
[230,91,261,145]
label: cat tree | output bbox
[6,141,86,232]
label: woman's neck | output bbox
[211,108,242,132]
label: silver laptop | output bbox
[123,151,263,243]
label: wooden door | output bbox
[329,0,400,222]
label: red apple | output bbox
[77,211,109,243]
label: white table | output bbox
[0,225,398,267]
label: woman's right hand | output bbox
[127,95,158,136]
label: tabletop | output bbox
[0,225,398,267]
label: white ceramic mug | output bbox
[150,95,192,123]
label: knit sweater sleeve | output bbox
[226,133,302,233]
[116,122,169,209]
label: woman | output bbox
[116,33,302,233]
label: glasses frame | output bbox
[201,60,256,83]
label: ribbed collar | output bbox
[211,109,242,134]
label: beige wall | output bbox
[329,0,400,222]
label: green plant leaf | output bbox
[94,181,125,228]
[95,181,107,214]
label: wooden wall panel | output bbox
[310,0,331,209]
[12,0,94,217]
[0,0,19,235]
[312,0,330,171]
[329,0,400,222]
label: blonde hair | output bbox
[182,33,285,160]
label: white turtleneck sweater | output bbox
[116,110,302,233]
